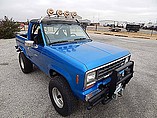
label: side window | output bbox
[31,24,44,45]
[31,24,39,40]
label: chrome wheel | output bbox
[52,87,64,108]
[20,56,24,69]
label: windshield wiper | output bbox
[49,40,69,45]
[74,38,87,41]
[74,38,92,42]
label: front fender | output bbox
[48,64,74,91]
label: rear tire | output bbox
[19,52,33,73]
[49,75,78,117]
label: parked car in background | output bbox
[126,24,140,32]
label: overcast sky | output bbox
[0,0,157,23]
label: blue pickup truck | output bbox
[15,9,134,117]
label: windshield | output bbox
[43,24,90,45]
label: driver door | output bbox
[26,24,44,67]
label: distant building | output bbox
[99,20,115,26]
[75,15,82,20]
[99,20,131,28]
[79,19,91,25]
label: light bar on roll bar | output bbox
[46,8,78,19]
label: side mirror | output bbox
[25,40,34,47]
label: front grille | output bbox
[96,58,125,80]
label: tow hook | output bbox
[112,83,124,100]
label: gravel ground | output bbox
[0,34,157,118]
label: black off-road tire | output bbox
[49,75,78,117]
[19,52,33,73]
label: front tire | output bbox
[49,76,78,117]
[19,52,33,73]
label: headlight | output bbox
[85,71,96,88]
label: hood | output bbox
[51,41,130,70]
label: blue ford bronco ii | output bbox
[15,9,134,116]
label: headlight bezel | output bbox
[84,71,96,89]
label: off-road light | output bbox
[56,10,63,16]
[64,11,70,18]
[71,12,77,18]
[47,8,54,16]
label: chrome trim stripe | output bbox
[86,54,130,74]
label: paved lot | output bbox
[0,34,157,118]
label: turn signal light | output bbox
[85,84,94,90]
[76,75,79,84]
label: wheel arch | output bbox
[48,66,74,93]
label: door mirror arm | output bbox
[25,40,38,48]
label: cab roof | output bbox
[30,16,78,24]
